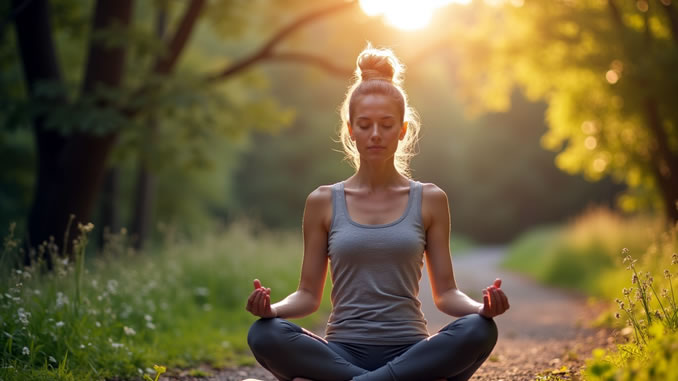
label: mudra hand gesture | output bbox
[246,279,277,318]
[478,278,509,318]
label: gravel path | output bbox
[168,247,613,381]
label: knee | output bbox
[247,318,290,355]
[458,314,498,352]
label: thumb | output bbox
[494,278,502,289]
[253,279,262,289]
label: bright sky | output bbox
[359,0,522,30]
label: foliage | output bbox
[0,221,328,379]
[504,208,662,296]
[446,0,678,214]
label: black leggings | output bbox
[247,314,498,381]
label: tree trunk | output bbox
[13,0,68,266]
[131,8,167,250]
[17,0,133,264]
[99,169,121,246]
[130,157,155,250]
[644,98,678,223]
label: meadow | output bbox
[0,220,331,380]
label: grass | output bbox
[503,207,678,380]
[503,207,663,298]
[0,220,331,380]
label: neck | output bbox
[350,160,407,190]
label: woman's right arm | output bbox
[246,186,332,319]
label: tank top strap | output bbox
[407,180,424,225]
[330,182,347,231]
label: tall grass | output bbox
[585,234,678,380]
[0,220,327,380]
[503,207,663,298]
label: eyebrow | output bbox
[356,116,396,121]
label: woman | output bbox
[245,45,509,381]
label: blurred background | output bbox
[5,0,661,248]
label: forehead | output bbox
[352,94,402,119]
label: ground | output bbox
[166,247,616,381]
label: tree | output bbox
[443,0,678,222]
[6,0,357,264]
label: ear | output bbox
[347,121,355,141]
[399,121,409,140]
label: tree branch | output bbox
[207,1,357,81]
[153,0,206,75]
[607,0,625,30]
[267,52,352,77]
[660,1,678,48]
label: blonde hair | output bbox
[338,45,420,177]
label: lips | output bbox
[367,146,385,150]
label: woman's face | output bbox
[348,93,407,163]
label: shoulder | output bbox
[420,182,448,205]
[419,182,449,229]
[306,185,334,207]
[304,184,335,229]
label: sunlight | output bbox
[359,0,472,30]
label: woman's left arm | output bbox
[422,184,509,318]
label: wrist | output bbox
[271,305,279,318]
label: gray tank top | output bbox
[325,179,429,344]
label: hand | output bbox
[478,278,509,318]
[245,279,277,318]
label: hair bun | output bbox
[356,46,402,84]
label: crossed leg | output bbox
[248,314,497,381]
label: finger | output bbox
[491,287,503,315]
[494,278,502,289]
[482,289,491,316]
[245,293,254,311]
[246,290,258,311]
[491,287,505,313]
[264,294,271,313]
[253,279,262,289]
[252,289,264,314]
[266,287,271,295]
[498,289,510,311]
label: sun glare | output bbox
[359,0,521,30]
[359,0,471,30]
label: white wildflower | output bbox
[55,292,69,308]
[22,346,29,355]
[107,279,118,294]
[123,326,136,336]
[144,314,152,321]
[146,321,156,330]
[194,287,209,297]
[55,321,64,328]
[49,356,56,363]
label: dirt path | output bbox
[175,247,613,380]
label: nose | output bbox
[369,124,381,140]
